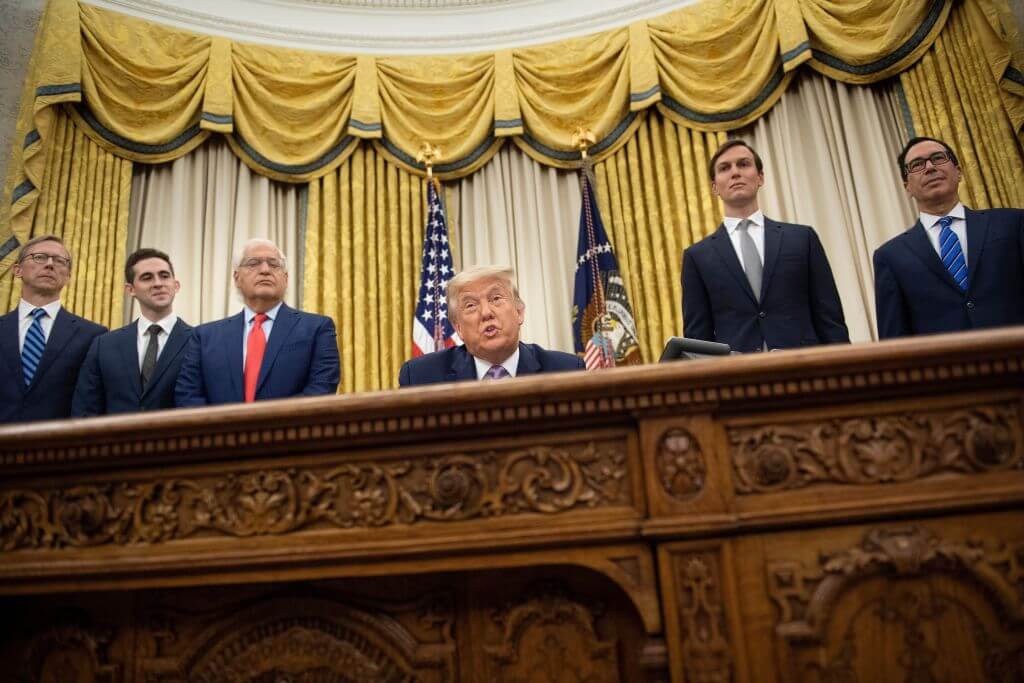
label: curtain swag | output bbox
[2,0,1023,274]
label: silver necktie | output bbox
[736,219,762,300]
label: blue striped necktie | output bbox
[938,215,968,291]
[22,308,47,386]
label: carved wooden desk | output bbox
[1,328,1022,682]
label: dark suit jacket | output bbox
[398,342,585,386]
[0,307,106,424]
[71,318,193,416]
[681,219,849,353]
[873,208,1024,339]
[175,303,340,406]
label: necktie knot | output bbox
[938,215,954,230]
[484,364,509,380]
[253,312,268,326]
[30,308,46,321]
[147,324,161,338]
[736,218,751,233]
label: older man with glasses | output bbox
[873,136,1024,338]
[0,234,106,423]
[175,238,340,406]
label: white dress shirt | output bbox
[473,347,520,379]
[242,302,282,364]
[17,299,61,353]
[136,313,178,371]
[724,210,766,270]
[919,202,968,263]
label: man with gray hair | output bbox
[398,264,584,386]
[176,238,340,405]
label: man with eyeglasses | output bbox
[175,238,340,406]
[0,235,106,423]
[72,248,192,416]
[873,137,1024,338]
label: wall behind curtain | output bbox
[0,0,45,185]
[128,138,303,327]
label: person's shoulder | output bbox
[970,207,1024,222]
[525,343,584,370]
[684,227,721,254]
[291,306,335,326]
[768,217,814,234]
[402,346,461,370]
[61,310,107,335]
[875,222,921,255]
[192,312,240,336]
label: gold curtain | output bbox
[900,0,1024,209]
[304,145,426,393]
[593,113,727,362]
[1,108,130,327]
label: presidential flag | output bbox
[571,170,642,369]
[412,179,461,357]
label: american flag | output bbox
[412,179,461,357]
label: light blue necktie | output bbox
[938,215,968,291]
[22,308,47,386]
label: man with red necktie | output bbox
[175,238,340,406]
[874,137,1024,338]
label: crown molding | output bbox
[83,0,698,54]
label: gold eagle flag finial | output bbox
[417,143,442,180]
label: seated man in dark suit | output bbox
[0,234,106,423]
[72,248,192,416]
[681,140,849,352]
[175,238,340,406]
[399,265,584,386]
[873,136,1024,338]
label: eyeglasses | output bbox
[905,151,952,174]
[21,252,71,268]
[240,257,284,271]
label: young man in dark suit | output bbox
[72,248,192,416]
[175,238,340,406]
[873,136,1024,338]
[0,235,106,423]
[681,140,849,352]
[398,265,584,386]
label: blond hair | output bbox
[446,265,523,324]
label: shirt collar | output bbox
[920,202,966,231]
[138,312,177,336]
[18,298,61,321]
[473,346,520,380]
[724,210,764,234]
[244,302,283,324]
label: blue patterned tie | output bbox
[938,215,968,291]
[21,308,47,386]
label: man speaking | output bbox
[175,238,340,406]
[398,265,584,386]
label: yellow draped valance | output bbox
[3,0,1023,274]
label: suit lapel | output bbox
[224,312,246,401]
[964,208,988,289]
[710,224,758,304]
[256,304,298,393]
[29,309,76,391]
[447,346,477,382]
[905,221,963,293]
[760,220,783,301]
[516,343,541,376]
[116,324,143,399]
[142,320,191,398]
[0,311,25,391]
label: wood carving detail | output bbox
[485,582,619,682]
[0,441,629,550]
[730,403,1022,493]
[671,552,732,683]
[23,623,120,683]
[768,525,1024,644]
[656,428,706,501]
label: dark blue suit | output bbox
[71,319,193,416]
[0,307,106,424]
[682,219,849,352]
[873,208,1024,338]
[175,303,340,406]
[398,342,585,386]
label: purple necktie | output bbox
[484,365,510,380]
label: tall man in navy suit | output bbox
[72,248,192,416]
[681,140,849,352]
[0,235,106,423]
[873,136,1024,338]
[398,265,584,386]
[175,238,340,406]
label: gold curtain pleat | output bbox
[304,144,425,393]
[0,108,130,327]
[900,0,1024,209]
[593,113,726,362]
